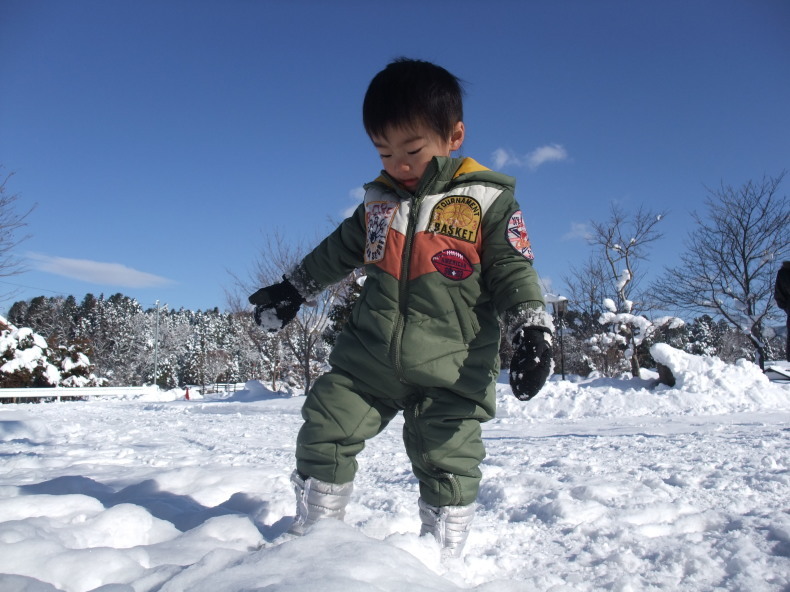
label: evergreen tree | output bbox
[0,317,59,388]
[75,294,148,386]
[53,344,103,387]
[685,315,723,357]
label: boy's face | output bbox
[371,121,464,192]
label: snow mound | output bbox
[172,520,499,592]
[214,380,299,402]
[1,354,789,592]
[0,411,51,443]
[651,343,769,393]
[497,345,790,420]
[651,343,788,410]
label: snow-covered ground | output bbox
[1,347,789,592]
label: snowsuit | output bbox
[775,261,790,361]
[290,156,544,506]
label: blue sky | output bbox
[1,0,788,315]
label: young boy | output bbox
[249,58,553,557]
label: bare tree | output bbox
[283,266,356,394]
[583,204,668,376]
[232,230,353,393]
[652,173,789,369]
[589,204,668,312]
[281,300,331,395]
[0,169,34,298]
[561,256,614,375]
[563,254,609,318]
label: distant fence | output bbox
[1,382,250,402]
[0,386,159,402]
[204,382,243,394]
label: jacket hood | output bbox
[368,157,515,198]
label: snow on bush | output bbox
[56,345,104,387]
[0,318,60,387]
[0,315,102,388]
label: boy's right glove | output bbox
[248,278,305,333]
[509,326,553,401]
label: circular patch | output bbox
[431,249,474,280]
[429,195,481,243]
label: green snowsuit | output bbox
[292,156,544,506]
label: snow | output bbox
[0,326,59,384]
[1,350,789,591]
[1,317,102,387]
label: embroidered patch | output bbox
[429,195,482,243]
[431,249,474,280]
[365,201,398,263]
[506,210,535,260]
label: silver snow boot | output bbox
[288,470,353,535]
[418,498,475,558]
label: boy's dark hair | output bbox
[363,58,464,141]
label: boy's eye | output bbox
[379,153,391,159]
[408,147,423,155]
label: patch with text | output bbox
[365,201,398,263]
[431,249,474,281]
[506,210,535,260]
[429,195,482,243]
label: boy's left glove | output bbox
[248,278,305,333]
[509,326,553,401]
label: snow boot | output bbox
[418,498,475,558]
[288,470,353,535]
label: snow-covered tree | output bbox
[684,315,724,357]
[7,278,356,393]
[0,316,60,388]
[581,204,668,376]
[53,344,103,387]
[75,293,149,386]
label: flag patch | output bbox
[506,210,535,259]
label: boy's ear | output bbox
[449,121,465,151]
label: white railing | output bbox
[0,386,159,401]
[205,382,243,394]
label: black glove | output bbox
[248,278,305,332]
[509,327,553,401]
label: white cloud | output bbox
[562,222,592,241]
[342,186,365,218]
[526,144,568,170]
[491,148,516,169]
[491,144,569,171]
[28,253,174,288]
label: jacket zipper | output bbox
[387,167,441,383]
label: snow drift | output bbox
[1,346,789,591]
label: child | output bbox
[775,261,790,361]
[249,58,553,557]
